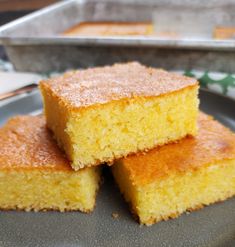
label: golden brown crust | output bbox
[120,112,235,186]
[0,116,74,171]
[63,22,153,36]
[40,62,198,109]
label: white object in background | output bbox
[0,71,42,94]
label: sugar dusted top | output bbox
[0,116,72,171]
[40,62,198,108]
[120,113,235,186]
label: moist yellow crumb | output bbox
[0,116,101,212]
[112,112,235,225]
[40,62,199,170]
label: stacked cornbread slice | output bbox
[40,62,199,170]
[0,116,101,212]
[112,113,235,225]
[3,62,234,227]
[0,62,199,214]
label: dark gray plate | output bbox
[0,89,235,247]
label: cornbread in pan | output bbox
[0,116,101,212]
[63,22,153,36]
[214,26,235,39]
[112,113,235,225]
[40,62,199,170]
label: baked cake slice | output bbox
[112,113,235,225]
[40,62,199,170]
[0,116,101,212]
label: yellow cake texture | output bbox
[112,113,235,225]
[40,62,199,170]
[63,22,154,36]
[0,116,101,212]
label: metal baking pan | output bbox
[1,0,235,73]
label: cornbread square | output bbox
[63,22,153,36]
[0,116,101,212]
[40,62,199,170]
[112,113,235,225]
